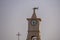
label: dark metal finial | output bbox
[33,7,38,10]
[33,7,38,13]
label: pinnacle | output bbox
[31,7,38,18]
[31,12,37,18]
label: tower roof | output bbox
[27,7,41,21]
[31,7,38,18]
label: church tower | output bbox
[26,7,41,40]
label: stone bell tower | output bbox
[26,7,41,40]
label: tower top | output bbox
[31,7,38,18]
[27,7,41,21]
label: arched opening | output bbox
[31,36,37,40]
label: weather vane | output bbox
[33,7,38,13]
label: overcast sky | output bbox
[0,0,60,40]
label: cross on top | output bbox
[17,32,20,36]
[16,32,20,40]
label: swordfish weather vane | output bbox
[16,32,20,40]
[33,7,38,13]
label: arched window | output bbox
[32,36,37,40]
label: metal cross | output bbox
[16,32,20,40]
